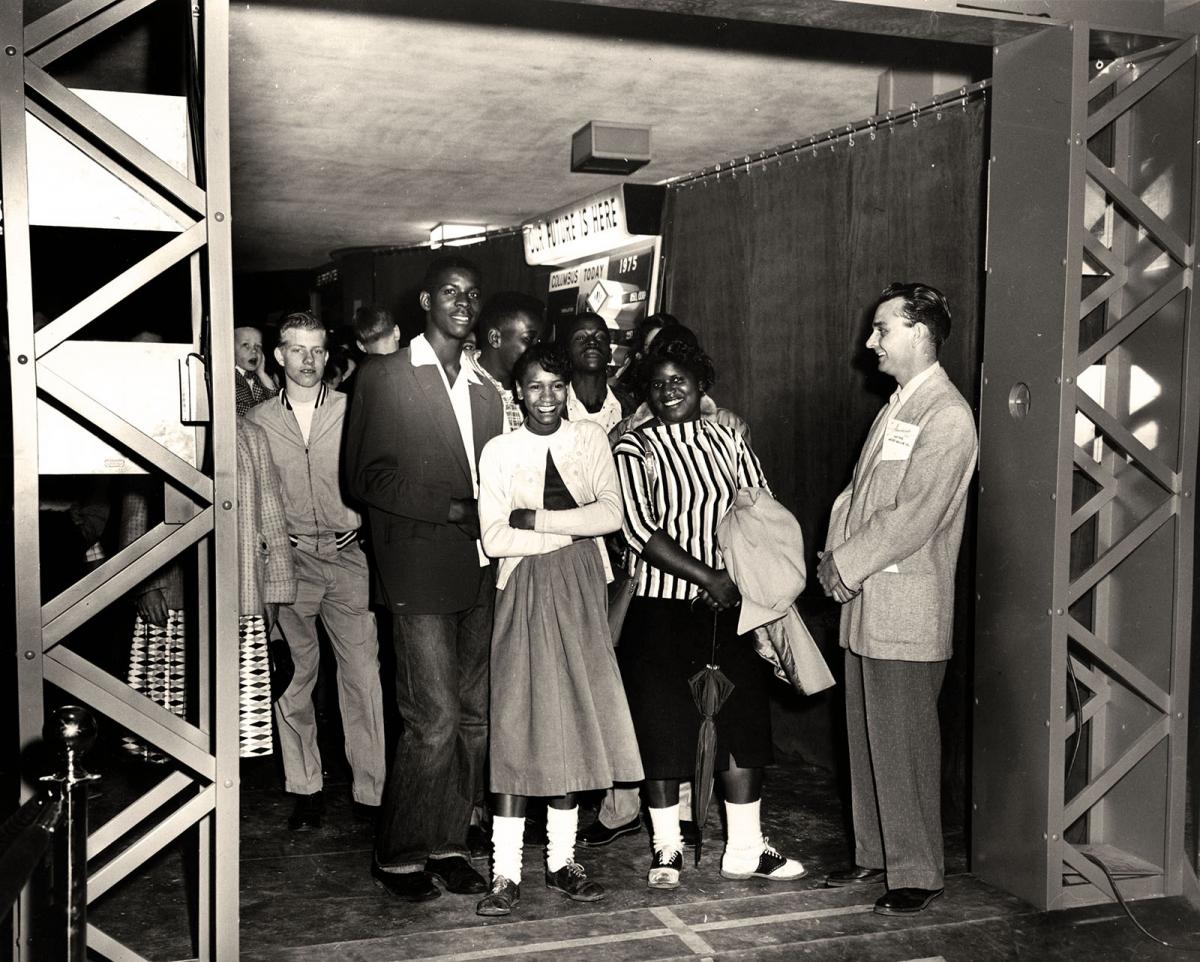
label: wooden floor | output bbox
[244,874,1200,962]
[82,747,1200,962]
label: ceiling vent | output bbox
[571,121,651,175]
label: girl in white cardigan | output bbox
[475,342,643,917]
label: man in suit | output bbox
[818,282,977,916]
[346,256,503,902]
[235,324,279,416]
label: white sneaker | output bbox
[720,838,807,881]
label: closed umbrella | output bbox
[687,611,734,866]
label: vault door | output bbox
[1,0,240,957]
[974,23,1200,910]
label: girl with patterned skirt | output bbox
[474,343,643,917]
[236,417,296,757]
[119,479,188,763]
[119,411,292,761]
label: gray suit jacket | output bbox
[824,365,977,662]
[345,346,503,615]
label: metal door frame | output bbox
[974,21,1200,910]
[2,0,239,957]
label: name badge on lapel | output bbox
[880,419,921,461]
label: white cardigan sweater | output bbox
[478,419,622,590]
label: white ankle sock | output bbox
[724,799,763,853]
[649,804,683,853]
[491,815,524,884]
[545,805,578,872]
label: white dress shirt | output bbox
[410,334,487,565]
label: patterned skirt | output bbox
[123,610,188,763]
[489,540,643,797]
[123,609,274,759]
[238,615,273,757]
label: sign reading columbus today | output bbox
[522,186,648,266]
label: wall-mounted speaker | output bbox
[571,121,651,175]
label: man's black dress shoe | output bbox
[426,855,487,894]
[576,815,640,847]
[825,864,886,887]
[287,791,324,833]
[372,866,440,902]
[874,886,944,915]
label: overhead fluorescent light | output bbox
[429,223,487,249]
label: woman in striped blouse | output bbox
[613,339,805,890]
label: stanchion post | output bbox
[42,706,99,962]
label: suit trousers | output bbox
[275,541,386,805]
[375,573,494,873]
[844,648,946,890]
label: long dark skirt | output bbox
[618,596,773,779]
[489,540,644,797]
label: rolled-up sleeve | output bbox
[614,435,659,554]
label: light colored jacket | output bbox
[237,418,295,614]
[716,487,834,695]
[246,383,362,540]
[825,365,977,662]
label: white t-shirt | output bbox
[290,397,316,444]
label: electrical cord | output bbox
[1066,653,1083,782]
[1067,654,1200,951]
[1081,851,1200,952]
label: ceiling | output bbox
[227,0,994,271]
[32,0,1190,275]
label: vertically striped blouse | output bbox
[614,419,769,600]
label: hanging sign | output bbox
[522,185,664,266]
[546,239,661,372]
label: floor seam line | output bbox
[777,909,1038,948]
[650,905,718,957]
[389,925,679,962]
[692,901,876,931]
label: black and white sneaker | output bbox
[648,846,683,889]
[720,838,806,881]
[545,860,606,902]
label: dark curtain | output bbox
[659,99,987,824]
